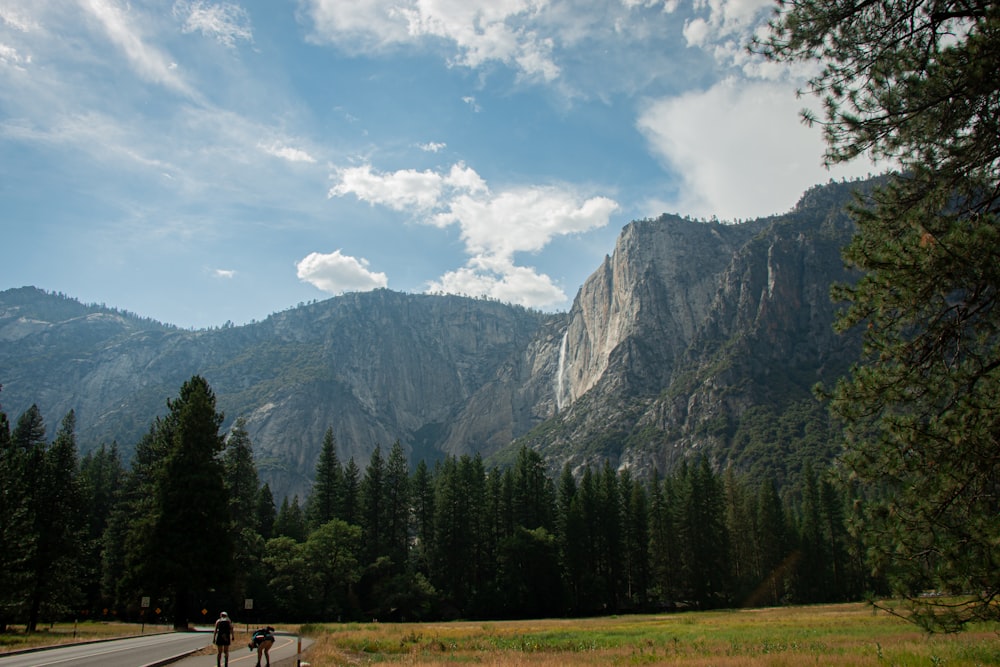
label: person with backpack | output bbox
[248,625,276,667]
[213,611,235,667]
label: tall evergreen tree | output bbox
[647,470,680,605]
[14,409,85,632]
[556,463,586,612]
[511,446,554,531]
[341,458,361,527]
[622,472,650,609]
[273,496,307,542]
[360,445,386,566]
[0,400,31,630]
[410,460,435,571]
[753,479,790,607]
[223,417,260,532]
[78,443,124,615]
[306,427,342,530]
[125,376,233,628]
[24,411,86,631]
[222,417,263,605]
[255,483,277,540]
[678,457,731,608]
[759,0,1000,630]
[8,405,47,630]
[383,441,411,570]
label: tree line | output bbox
[0,376,879,629]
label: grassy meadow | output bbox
[299,603,1000,666]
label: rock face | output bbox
[0,179,867,499]
[513,179,863,478]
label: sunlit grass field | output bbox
[299,603,1000,666]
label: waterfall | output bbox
[556,330,569,411]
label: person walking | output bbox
[213,611,234,667]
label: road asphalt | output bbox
[163,631,312,667]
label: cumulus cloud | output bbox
[636,78,877,219]
[301,0,559,81]
[329,161,618,308]
[173,0,253,48]
[428,257,565,306]
[296,249,389,294]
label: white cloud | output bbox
[434,186,618,259]
[428,257,565,308]
[301,0,559,81]
[82,0,194,98]
[329,161,618,308]
[214,268,236,278]
[418,141,446,152]
[173,0,253,48]
[330,164,446,211]
[296,249,389,294]
[636,78,877,219]
[462,96,481,112]
[0,6,36,33]
[0,42,30,68]
[259,141,317,163]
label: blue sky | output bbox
[0,0,875,329]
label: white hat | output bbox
[221,612,228,618]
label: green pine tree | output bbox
[125,376,234,628]
[759,0,1000,630]
[306,427,342,530]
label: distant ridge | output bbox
[0,178,869,500]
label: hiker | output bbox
[213,611,234,667]
[249,625,276,667]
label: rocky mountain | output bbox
[0,179,868,500]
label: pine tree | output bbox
[78,443,124,615]
[0,402,31,630]
[9,405,47,630]
[384,441,410,570]
[759,0,1000,629]
[255,483,276,540]
[511,445,554,531]
[753,479,790,607]
[360,445,386,565]
[678,457,731,608]
[306,427,342,530]
[410,460,435,571]
[124,376,233,628]
[223,417,260,532]
[222,417,263,605]
[273,496,307,542]
[622,472,650,609]
[15,411,87,631]
[647,470,681,605]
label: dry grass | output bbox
[298,603,1000,666]
[0,621,173,653]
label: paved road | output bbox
[0,632,211,667]
[167,632,311,667]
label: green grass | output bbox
[299,603,1000,666]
